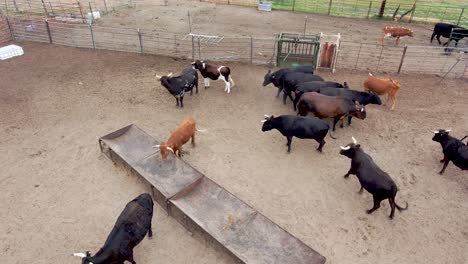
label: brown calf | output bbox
[297,92,366,131]
[363,73,400,110]
[381,26,414,45]
[154,117,201,160]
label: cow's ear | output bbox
[86,251,91,257]
[270,115,274,119]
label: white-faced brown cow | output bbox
[381,26,414,46]
[191,60,235,94]
[363,73,401,110]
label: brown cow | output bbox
[363,73,400,110]
[153,117,204,160]
[297,92,366,131]
[381,26,414,45]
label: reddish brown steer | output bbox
[363,73,400,110]
[154,117,204,160]
[381,26,414,45]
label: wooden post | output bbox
[457,8,464,26]
[303,16,308,35]
[6,17,15,41]
[40,0,49,17]
[45,19,52,44]
[398,45,407,73]
[292,0,296,11]
[103,0,108,13]
[327,0,333,15]
[378,0,386,18]
[77,1,85,24]
[88,2,94,24]
[250,36,253,64]
[12,0,19,12]
[138,28,143,53]
[409,3,416,23]
[89,24,96,48]
[366,1,372,19]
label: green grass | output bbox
[272,0,468,27]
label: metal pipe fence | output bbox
[2,16,467,77]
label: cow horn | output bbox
[166,147,175,153]
[155,75,162,80]
[446,129,451,132]
[167,72,173,77]
[264,114,270,118]
[261,120,267,123]
[72,253,87,258]
[432,130,439,134]
[352,136,357,144]
[340,146,351,150]
[153,145,161,148]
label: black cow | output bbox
[261,114,332,153]
[340,137,408,219]
[263,66,315,97]
[446,28,468,47]
[157,67,199,108]
[430,23,465,46]
[279,72,325,108]
[73,193,154,264]
[432,129,468,175]
[192,60,235,94]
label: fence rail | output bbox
[1,15,467,77]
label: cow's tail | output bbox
[328,129,337,140]
[229,75,235,88]
[459,135,468,143]
[392,185,408,211]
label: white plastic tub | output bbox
[0,45,24,60]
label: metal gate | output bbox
[276,32,320,68]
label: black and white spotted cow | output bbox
[191,60,235,94]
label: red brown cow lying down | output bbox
[153,117,205,160]
[381,26,414,45]
[363,73,400,110]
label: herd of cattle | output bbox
[71,24,468,264]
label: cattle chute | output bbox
[276,32,321,68]
[99,124,326,264]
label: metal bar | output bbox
[88,2,94,24]
[328,0,332,15]
[45,19,52,44]
[292,0,296,12]
[6,16,14,41]
[187,10,191,33]
[355,43,362,69]
[89,24,95,48]
[77,0,85,24]
[103,0,108,13]
[174,34,177,57]
[138,28,143,53]
[397,45,407,73]
[303,16,308,35]
[250,36,253,64]
[12,0,19,12]
[409,4,416,23]
[457,8,464,26]
[366,1,372,19]
[191,35,194,60]
[198,37,201,59]
[376,45,384,71]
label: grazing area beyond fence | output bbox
[205,0,468,28]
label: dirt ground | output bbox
[98,0,442,46]
[1,42,467,264]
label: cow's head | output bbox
[72,251,93,264]
[339,137,360,158]
[153,143,175,161]
[351,104,367,119]
[156,73,173,86]
[432,129,451,143]
[261,114,275,131]
[408,30,414,37]
[263,70,274,86]
[364,91,382,105]
[191,60,205,71]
